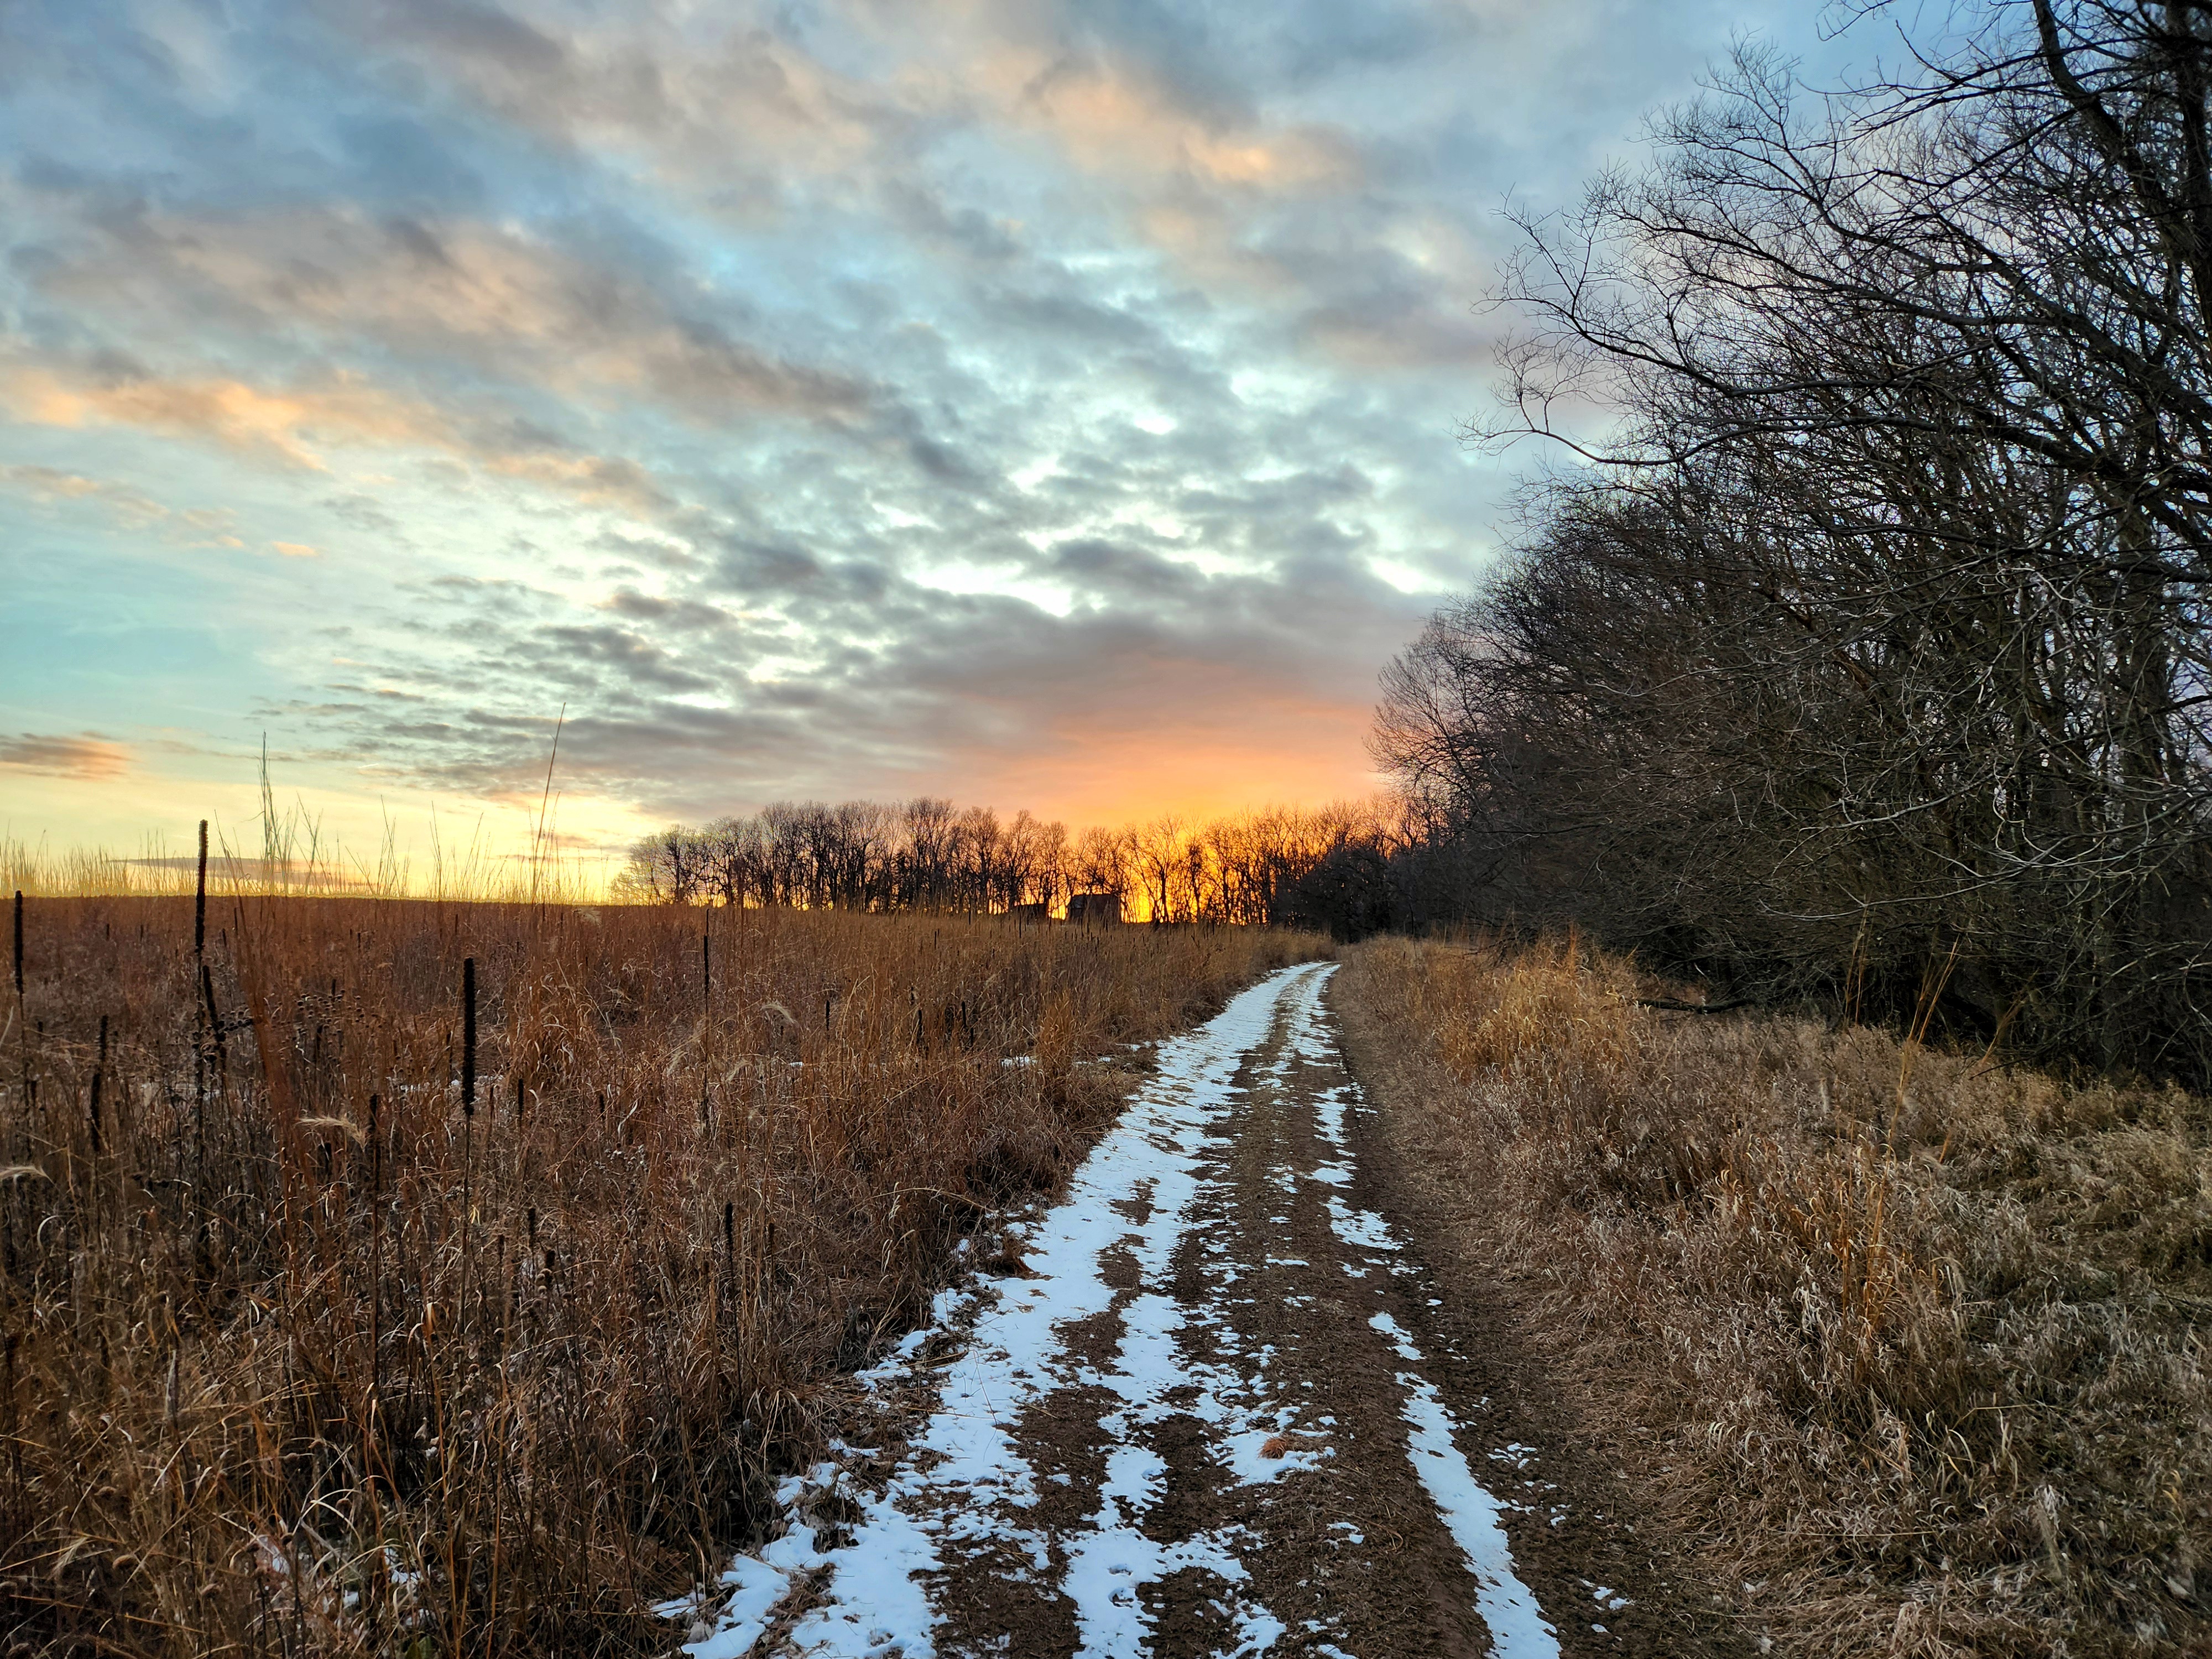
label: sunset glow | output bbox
[2,1,1829,860]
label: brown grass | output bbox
[1,895,1323,1656]
[1337,936,2211,1657]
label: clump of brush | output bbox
[1339,936,2211,1658]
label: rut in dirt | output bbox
[679,962,1638,1658]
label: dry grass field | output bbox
[0,891,1323,1657]
[1335,938,2212,1657]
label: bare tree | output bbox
[1382,2,2212,1076]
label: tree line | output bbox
[1377,1,2212,1082]
[620,798,1412,933]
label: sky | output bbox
[0,0,1849,871]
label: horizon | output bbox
[3,782,1407,904]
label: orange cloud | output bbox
[979,49,1357,192]
[484,450,669,514]
[270,540,322,557]
[1,364,449,471]
[0,357,671,517]
[0,732,132,781]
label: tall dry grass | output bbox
[1339,937,2210,1657]
[2,894,1322,1656]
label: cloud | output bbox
[975,44,1360,191]
[597,588,735,630]
[0,0,1828,839]
[0,461,244,544]
[0,354,676,515]
[0,362,448,471]
[0,462,166,525]
[264,498,1426,822]
[4,173,978,546]
[19,205,875,423]
[0,732,132,780]
[322,0,898,176]
[270,540,322,557]
[323,493,406,534]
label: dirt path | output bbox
[677,963,1718,1658]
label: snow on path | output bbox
[1276,966,1561,1659]
[680,961,1558,1658]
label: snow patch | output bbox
[687,964,1332,1658]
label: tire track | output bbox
[677,963,1583,1658]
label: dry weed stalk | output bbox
[1,895,1320,1656]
